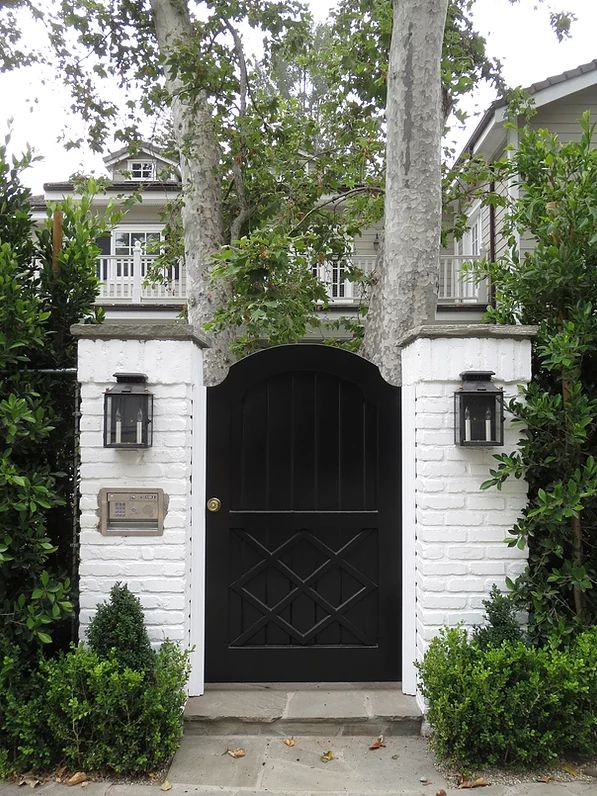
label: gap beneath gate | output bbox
[184,683,422,736]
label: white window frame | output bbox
[128,160,156,181]
[112,225,164,256]
[455,201,482,257]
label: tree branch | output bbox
[289,186,383,236]
[223,20,251,243]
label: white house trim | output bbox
[103,144,179,171]
[188,348,208,695]
[465,63,597,162]
[531,69,597,109]
[401,380,417,695]
[470,105,507,159]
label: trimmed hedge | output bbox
[45,641,188,773]
[0,641,189,777]
[0,584,189,778]
[417,626,597,768]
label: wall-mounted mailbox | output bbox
[99,488,168,535]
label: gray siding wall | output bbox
[516,85,597,258]
[353,221,383,258]
[531,85,597,143]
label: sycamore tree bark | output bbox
[362,0,449,385]
[150,0,232,385]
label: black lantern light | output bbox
[454,371,504,447]
[104,373,153,448]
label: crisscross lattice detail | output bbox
[229,528,378,647]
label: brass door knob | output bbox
[207,497,222,512]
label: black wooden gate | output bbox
[205,345,401,682]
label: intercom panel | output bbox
[98,488,168,535]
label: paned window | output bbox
[471,219,480,255]
[113,230,161,256]
[129,161,155,180]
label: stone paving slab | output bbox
[184,684,422,735]
[260,735,431,792]
[185,691,287,722]
[168,736,268,788]
[366,691,422,720]
[162,734,597,795]
[284,691,370,721]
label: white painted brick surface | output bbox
[77,336,204,653]
[402,333,531,699]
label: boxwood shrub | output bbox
[42,641,189,774]
[417,626,597,768]
[0,584,190,777]
[87,583,156,674]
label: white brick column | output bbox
[72,322,208,695]
[400,325,535,702]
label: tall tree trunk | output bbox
[362,0,448,385]
[150,0,232,385]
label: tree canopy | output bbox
[0,0,576,376]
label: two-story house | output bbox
[454,58,597,271]
[32,60,597,330]
[32,143,490,328]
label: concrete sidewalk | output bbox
[1,783,595,796]
[2,734,594,796]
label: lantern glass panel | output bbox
[455,391,503,446]
[105,393,152,447]
[465,394,497,443]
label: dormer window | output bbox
[129,160,155,181]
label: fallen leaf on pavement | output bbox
[561,763,577,777]
[419,777,431,784]
[160,781,172,792]
[436,790,447,796]
[321,750,334,763]
[369,735,386,750]
[55,767,67,780]
[536,775,553,783]
[283,737,296,747]
[18,777,40,789]
[66,773,88,787]
[226,748,246,759]
[80,783,89,789]
[458,776,490,789]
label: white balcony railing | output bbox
[312,255,376,303]
[95,247,488,307]
[438,254,489,305]
[95,242,186,304]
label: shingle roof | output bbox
[103,142,178,169]
[516,58,597,101]
[42,182,181,192]
[460,58,597,157]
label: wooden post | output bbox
[52,210,63,275]
[132,240,143,303]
